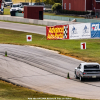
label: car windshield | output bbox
[20,6,23,8]
[5,0,12,2]
[12,5,20,7]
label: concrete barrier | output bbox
[0,16,3,20]
[3,16,7,21]
[0,15,77,26]
[38,20,43,25]
[29,19,34,24]
[24,19,29,23]
[7,17,12,21]
[43,20,48,26]
[16,18,22,22]
[34,19,38,24]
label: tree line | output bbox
[34,0,62,5]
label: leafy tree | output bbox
[53,0,62,4]
[44,0,62,5]
[35,0,43,3]
[52,3,62,14]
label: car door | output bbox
[76,64,81,77]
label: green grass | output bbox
[0,28,100,63]
[12,0,35,4]
[4,8,10,15]
[0,29,99,100]
[0,79,89,100]
[44,12,84,18]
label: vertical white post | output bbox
[85,0,86,11]
[62,0,63,10]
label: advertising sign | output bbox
[69,23,91,39]
[91,23,100,38]
[46,25,69,40]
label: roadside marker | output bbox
[26,35,32,42]
[67,72,70,79]
[5,51,7,57]
[81,42,86,49]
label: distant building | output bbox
[62,0,100,12]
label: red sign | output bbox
[26,35,32,42]
[46,25,69,40]
[81,42,86,49]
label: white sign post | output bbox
[81,42,86,49]
[26,35,32,42]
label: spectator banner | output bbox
[69,23,91,39]
[91,23,100,38]
[46,25,69,40]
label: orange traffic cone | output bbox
[96,16,97,18]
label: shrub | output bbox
[59,9,95,15]
[52,3,62,14]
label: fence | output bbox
[14,12,100,23]
[44,15,100,23]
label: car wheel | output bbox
[75,73,78,79]
[80,76,84,81]
[98,78,100,81]
[1,12,4,15]
[4,4,6,7]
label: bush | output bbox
[52,3,62,14]
[59,9,95,15]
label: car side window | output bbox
[77,64,81,69]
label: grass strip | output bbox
[12,0,35,4]
[0,28,100,63]
[4,8,10,15]
[0,79,89,100]
[44,12,84,18]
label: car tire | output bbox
[4,4,6,7]
[98,78,100,81]
[80,76,84,81]
[75,73,78,79]
[1,12,4,15]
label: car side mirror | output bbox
[77,67,80,69]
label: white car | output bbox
[0,3,4,14]
[10,3,22,12]
[3,0,13,7]
[19,6,24,12]
[75,62,100,81]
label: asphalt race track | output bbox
[0,21,46,35]
[0,44,100,99]
[0,21,100,99]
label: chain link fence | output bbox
[95,9,100,18]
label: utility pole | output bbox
[31,0,32,5]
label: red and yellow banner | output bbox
[46,25,69,40]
